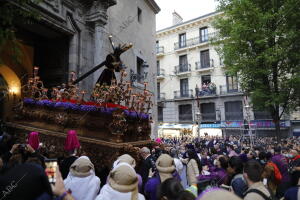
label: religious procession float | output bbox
[6,37,154,168]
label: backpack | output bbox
[244,187,278,200]
[267,162,282,183]
[244,189,271,200]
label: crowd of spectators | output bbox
[0,123,299,200]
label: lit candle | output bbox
[81,90,85,102]
[144,82,148,90]
[131,94,136,109]
[34,66,39,76]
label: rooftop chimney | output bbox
[172,11,183,25]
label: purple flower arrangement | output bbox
[23,98,149,119]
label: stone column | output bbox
[93,21,107,85]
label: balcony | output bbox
[225,112,244,121]
[254,111,272,120]
[179,114,193,122]
[219,85,243,96]
[195,60,214,72]
[157,69,165,80]
[174,90,193,99]
[174,64,191,76]
[201,113,216,122]
[174,33,215,51]
[196,83,217,97]
[157,93,166,101]
[156,46,164,56]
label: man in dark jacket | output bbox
[139,147,155,193]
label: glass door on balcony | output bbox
[179,33,186,48]
[179,55,188,72]
[200,27,208,42]
[225,101,243,120]
[201,103,216,121]
[226,75,238,92]
[158,106,163,122]
[200,50,210,68]
[180,78,189,97]
[179,104,193,122]
[157,82,161,99]
[157,60,160,75]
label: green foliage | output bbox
[0,0,42,63]
[213,0,300,120]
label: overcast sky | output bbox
[155,0,219,31]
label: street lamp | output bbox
[196,112,202,139]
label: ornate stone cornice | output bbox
[85,0,116,26]
[144,0,160,14]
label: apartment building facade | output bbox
[156,12,291,137]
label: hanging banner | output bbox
[221,120,290,128]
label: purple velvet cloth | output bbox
[145,176,160,200]
[144,172,181,200]
[271,154,290,183]
[198,167,228,185]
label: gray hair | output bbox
[140,147,150,154]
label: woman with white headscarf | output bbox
[96,163,145,200]
[64,156,100,200]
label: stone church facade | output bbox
[0,0,160,138]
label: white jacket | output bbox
[64,170,100,200]
[96,184,145,200]
[174,158,183,174]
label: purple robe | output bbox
[271,154,290,183]
[198,167,228,185]
[144,172,181,200]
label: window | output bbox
[201,75,211,85]
[200,27,208,42]
[225,101,243,120]
[156,41,159,53]
[136,57,144,83]
[201,103,216,121]
[138,7,142,23]
[179,104,193,122]
[157,82,161,99]
[253,109,272,120]
[179,55,188,72]
[219,57,224,66]
[200,50,210,68]
[226,75,238,92]
[157,60,160,75]
[179,33,186,48]
[180,78,189,97]
[158,106,163,122]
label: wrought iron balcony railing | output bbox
[225,112,244,121]
[195,60,214,70]
[219,85,243,95]
[157,69,165,76]
[156,46,164,54]
[157,92,166,101]
[174,64,191,74]
[174,32,216,50]
[174,90,193,99]
[201,113,217,121]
